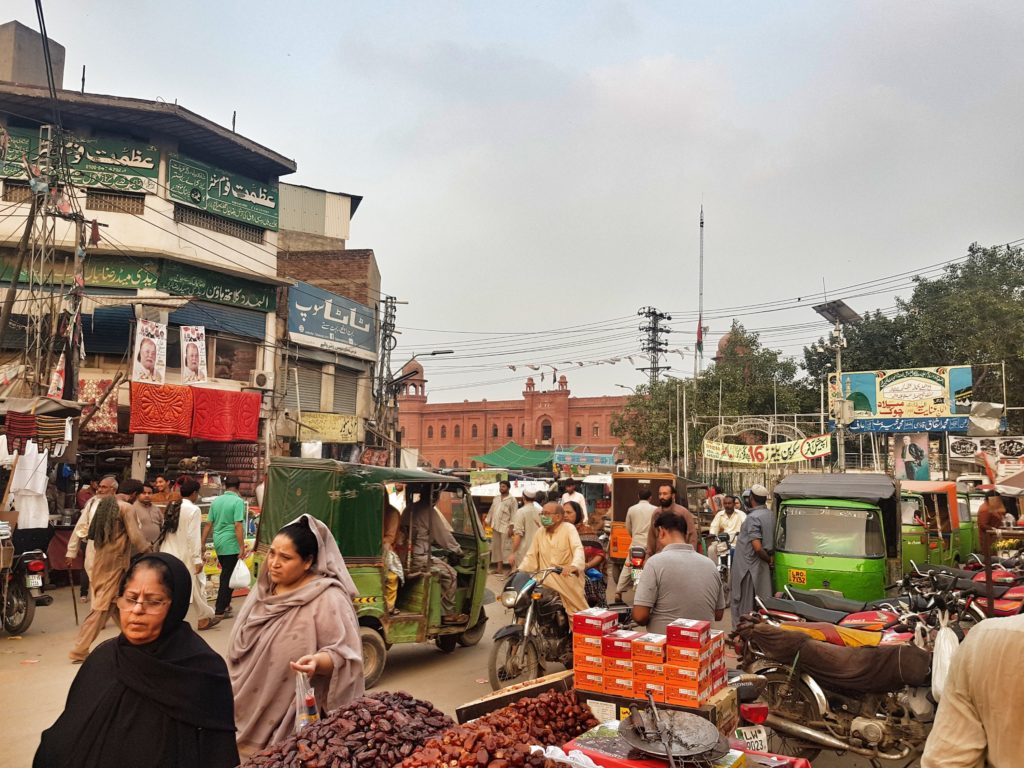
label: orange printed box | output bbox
[572,607,619,636]
[665,642,714,669]
[634,679,667,703]
[666,618,711,648]
[665,664,712,688]
[575,670,604,693]
[575,652,605,673]
[709,629,726,653]
[603,657,634,677]
[602,630,644,659]
[573,634,604,655]
[633,660,666,681]
[665,683,708,709]
[631,632,668,663]
[604,674,635,697]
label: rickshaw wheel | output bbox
[435,634,458,653]
[457,614,488,647]
[360,626,387,688]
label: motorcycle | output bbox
[628,545,646,588]
[710,532,731,592]
[1,523,47,635]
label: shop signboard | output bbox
[167,153,279,230]
[0,126,36,179]
[180,326,209,385]
[287,281,376,362]
[828,365,973,433]
[948,435,1024,461]
[703,434,832,464]
[298,411,360,443]
[132,319,168,384]
[552,450,616,467]
[85,255,159,289]
[157,260,276,311]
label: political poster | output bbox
[179,326,208,385]
[132,319,167,384]
[894,433,930,480]
[702,434,832,464]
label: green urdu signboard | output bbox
[1,127,160,193]
[167,154,279,230]
[0,253,159,289]
[157,259,276,311]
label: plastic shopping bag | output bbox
[228,558,251,590]
[294,671,320,732]
[931,610,960,702]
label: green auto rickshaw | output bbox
[257,458,491,687]
[773,473,901,602]
[900,481,962,571]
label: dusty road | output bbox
[1,575,879,767]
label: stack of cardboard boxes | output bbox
[574,609,726,709]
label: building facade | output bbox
[397,365,629,469]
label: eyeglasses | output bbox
[116,596,169,613]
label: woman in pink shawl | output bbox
[227,514,364,756]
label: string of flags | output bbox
[502,350,691,381]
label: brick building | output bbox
[397,364,630,468]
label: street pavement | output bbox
[1,574,878,767]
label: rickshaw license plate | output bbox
[735,725,768,752]
[788,569,807,585]
[25,574,42,588]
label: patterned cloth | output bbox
[4,411,37,452]
[129,383,193,436]
[79,378,119,434]
[190,388,260,442]
[35,415,69,450]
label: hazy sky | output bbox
[11,2,1024,402]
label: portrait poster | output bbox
[894,433,930,480]
[179,325,208,385]
[132,319,167,384]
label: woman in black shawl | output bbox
[34,553,239,768]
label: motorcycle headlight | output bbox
[500,589,518,608]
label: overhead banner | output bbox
[132,319,167,384]
[287,281,377,361]
[703,434,832,464]
[948,436,1024,461]
[828,366,973,433]
[552,450,616,467]
[179,326,208,385]
[168,154,279,230]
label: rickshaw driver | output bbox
[397,484,468,624]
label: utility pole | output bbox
[812,300,859,473]
[637,306,672,387]
[374,295,398,463]
[695,205,704,379]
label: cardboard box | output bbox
[633,679,667,703]
[604,674,635,697]
[665,683,707,708]
[575,670,605,693]
[633,660,666,681]
[602,629,644,659]
[603,657,634,677]
[576,652,605,673]
[666,618,711,648]
[573,633,604,655]
[666,642,714,668]
[572,607,619,636]
[709,628,726,652]
[631,632,668,663]
[665,664,712,687]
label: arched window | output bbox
[506,423,513,438]
[520,423,525,437]
[453,460,460,468]
[541,420,552,440]
[471,424,478,438]
[454,425,461,438]
[492,424,499,438]
[575,423,582,438]
[438,459,447,468]
[471,460,478,468]
[592,423,600,437]
[440,425,447,439]
[427,426,434,439]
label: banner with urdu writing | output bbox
[167,153,279,230]
[703,434,833,464]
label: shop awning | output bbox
[471,441,554,469]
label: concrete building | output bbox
[397,365,629,468]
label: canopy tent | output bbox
[471,441,554,469]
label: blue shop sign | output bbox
[288,281,376,361]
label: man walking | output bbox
[68,475,118,602]
[203,476,246,619]
[615,486,658,602]
[486,480,518,575]
[508,488,542,569]
[707,495,746,563]
[559,478,589,523]
[519,502,587,615]
[633,511,726,632]
[731,484,775,625]
[645,483,698,554]
[129,479,163,551]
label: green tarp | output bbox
[471,441,554,469]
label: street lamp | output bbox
[812,300,859,471]
[614,384,638,393]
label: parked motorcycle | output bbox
[2,524,47,635]
[711,532,731,592]
[628,545,646,588]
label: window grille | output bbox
[86,189,146,214]
[173,203,264,243]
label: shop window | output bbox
[506,423,513,438]
[440,426,447,439]
[454,425,461,438]
[471,424,478,438]
[427,426,434,439]
[491,424,498,438]
[212,337,257,382]
[575,423,582,438]
[541,420,552,440]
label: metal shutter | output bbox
[282,363,322,412]
[332,366,358,414]
[168,301,266,340]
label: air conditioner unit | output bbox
[248,370,275,390]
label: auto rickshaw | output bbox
[900,481,961,570]
[257,458,491,687]
[607,472,691,581]
[773,473,901,602]
[957,492,984,560]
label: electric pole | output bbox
[637,306,672,387]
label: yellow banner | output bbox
[703,434,832,464]
[299,412,360,443]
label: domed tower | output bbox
[395,361,427,450]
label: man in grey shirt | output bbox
[614,486,658,602]
[633,510,726,633]
[731,484,775,626]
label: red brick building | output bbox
[396,364,629,468]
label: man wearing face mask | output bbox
[645,483,698,556]
[518,502,588,615]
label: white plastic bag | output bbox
[228,558,251,590]
[931,610,960,702]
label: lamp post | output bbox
[389,349,454,466]
[812,300,860,472]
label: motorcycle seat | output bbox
[786,588,867,613]
[761,596,848,624]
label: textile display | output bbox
[129,382,193,436]
[79,378,119,434]
[190,388,260,442]
[35,415,69,449]
[5,411,37,451]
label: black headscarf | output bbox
[34,553,239,768]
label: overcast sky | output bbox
[12,2,1024,402]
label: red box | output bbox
[633,679,667,703]
[576,652,605,673]
[665,664,711,687]
[604,675,635,697]
[602,630,644,659]
[666,618,711,648]
[575,670,604,693]
[631,632,667,663]
[603,657,634,677]
[665,642,714,669]
[709,629,725,652]
[572,608,619,636]
[573,634,604,655]
[633,660,666,681]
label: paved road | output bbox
[0,575,880,767]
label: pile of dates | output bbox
[241,691,453,768]
[399,690,597,767]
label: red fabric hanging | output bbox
[190,388,260,442]
[232,391,261,441]
[129,383,193,436]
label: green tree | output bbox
[802,310,911,381]
[610,380,677,466]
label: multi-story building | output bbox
[397,365,629,469]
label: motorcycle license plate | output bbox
[788,569,807,585]
[735,725,768,752]
[25,574,42,588]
